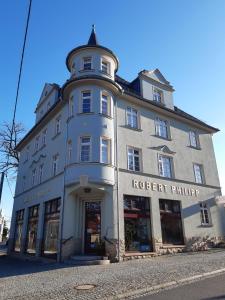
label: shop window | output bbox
[124,195,152,252]
[14,209,24,252]
[25,205,39,255]
[42,198,60,258]
[159,199,184,245]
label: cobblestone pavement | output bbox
[1,250,225,300]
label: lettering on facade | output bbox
[132,179,199,197]
[24,188,51,203]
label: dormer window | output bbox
[101,59,110,74]
[83,57,92,70]
[153,88,163,103]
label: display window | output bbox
[42,198,60,258]
[159,199,184,245]
[124,195,152,252]
[14,209,24,252]
[25,205,39,255]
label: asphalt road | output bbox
[136,273,225,300]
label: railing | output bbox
[62,236,73,245]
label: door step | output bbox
[66,255,110,266]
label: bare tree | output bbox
[0,122,25,174]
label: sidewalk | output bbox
[1,249,225,300]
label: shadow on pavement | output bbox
[0,253,76,279]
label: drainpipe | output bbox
[59,95,68,262]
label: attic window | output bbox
[153,89,163,103]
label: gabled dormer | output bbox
[35,83,60,123]
[138,69,175,110]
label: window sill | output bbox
[52,132,61,140]
[199,224,213,228]
[123,125,142,132]
[32,150,38,157]
[154,134,172,141]
[159,174,174,180]
[98,113,113,119]
[79,69,95,73]
[67,115,74,123]
[98,70,112,77]
[188,145,202,150]
[39,144,46,151]
[127,168,142,173]
[77,112,95,116]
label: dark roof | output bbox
[88,25,98,45]
[115,75,219,132]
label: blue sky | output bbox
[0,0,224,223]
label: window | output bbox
[189,131,199,148]
[194,163,204,184]
[101,59,110,74]
[22,176,26,191]
[200,202,210,225]
[42,129,47,146]
[25,146,29,161]
[153,89,163,103]
[158,155,173,178]
[52,155,59,176]
[14,209,24,252]
[67,140,72,162]
[25,205,39,255]
[128,147,141,171]
[69,96,74,117]
[35,136,39,151]
[127,107,138,129]
[80,137,91,162]
[39,164,43,184]
[101,93,110,116]
[101,138,111,164]
[32,169,36,186]
[55,118,61,135]
[83,57,92,70]
[81,91,91,113]
[155,118,169,139]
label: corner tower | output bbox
[66,25,119,80]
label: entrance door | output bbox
[84,201,101,254]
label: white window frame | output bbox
[100,137,111,164]
[189,130,199,148]
[52,154,59,176]
[127,147,141,172]
[55,117,61,135]
[32,169,36,186]
[82,57,92,70]
[193,163,204,184]
[153,88,163,103]
[67,140,72,163]
[81,91,92,113]
[35,136,39,152]
[126,107,139,129]
[199,202,211,225]
[101,58,110,74]
[69,96,74,117]
[39,164,43,184]
[158,154,173,178]
[80,136,91,162]
[101,92,111,116]
[155,117,170,139]
[42,129,47,146]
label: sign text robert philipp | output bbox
[132,179,199,197]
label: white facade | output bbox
[9,28,225,262]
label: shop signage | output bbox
[132,179,199,197]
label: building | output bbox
[8,27,225,262]
[0,209,5,242]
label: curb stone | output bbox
[106,267,225,300]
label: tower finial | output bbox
[87,25,98,45]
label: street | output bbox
[1,250,225,299]
[136,273,225,300]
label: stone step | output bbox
[70,255,108,261]
[66,259,110,266]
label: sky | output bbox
[0,0,224,224]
